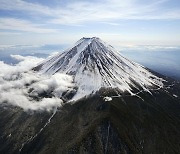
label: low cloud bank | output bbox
[0,55,74,111]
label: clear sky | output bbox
[0,0,180,47]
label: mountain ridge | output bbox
[33,37,164,101]
[0,37,180,154]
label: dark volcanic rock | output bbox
[1,37,180,154]
[0,79,180,154]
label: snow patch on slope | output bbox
[34,37,164,101]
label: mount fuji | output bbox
[33,37,163,101]
[0,37,180,154]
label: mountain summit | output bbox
[34,37,163,100]
[1,38,180,154]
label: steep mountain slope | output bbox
[33,37,163,100]
[0,80,180,154]
[0,37,180,154]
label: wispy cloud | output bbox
[0,0,179,45]
[0,31,21,35]
[0,0,52,15]
[100,22,121,26]
[0,0,180,26]
[0,18,57,33]
[116,45,180,51]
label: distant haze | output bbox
[121,50,180,80]
[0,43,180,80]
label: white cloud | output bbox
[0,0,180,27]
[0,44,43,52]
[116,45,180,51]
[0,54,74,112]
[0,0,52,15]
[0,18,57,33]
[100,22,121,26]
[0,32,21,35]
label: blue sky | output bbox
[0,0,180,47]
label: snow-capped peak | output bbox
[33,37,164,101]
